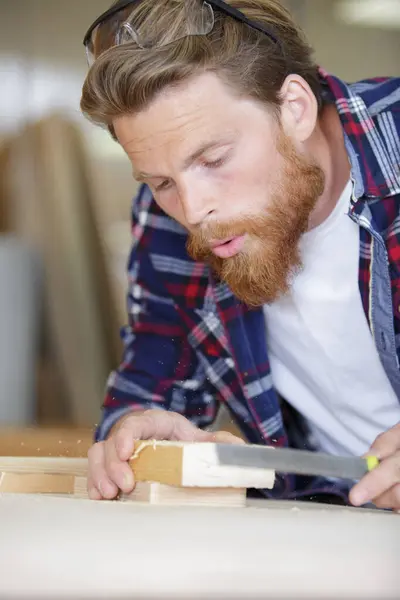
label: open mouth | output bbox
[210,235,245,259]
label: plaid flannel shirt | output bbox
[95,68,400,503]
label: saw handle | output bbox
[365,456,380,471]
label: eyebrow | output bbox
[133,138,233,182]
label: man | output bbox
[80,0,400,510]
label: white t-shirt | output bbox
[263,179,400,457]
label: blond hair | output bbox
[80,0,322,139]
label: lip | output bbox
[210,235,245,259]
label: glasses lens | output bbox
[85,0,214,64]
[85,4,135,66]
[120,0,214,49]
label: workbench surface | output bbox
[0,493,398,599]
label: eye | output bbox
[155,179,172,192]
[203,157,226,169]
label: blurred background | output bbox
[0,0,399,452]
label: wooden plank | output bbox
[129,440,275,489]
[0,472,75,494]
[120,481,246,507]
[130,441,184,486]
[73,476,90,499]
[0,457,87,476]
[0,471,88,498]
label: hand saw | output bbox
[215,443,379,480]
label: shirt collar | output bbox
[318,67,400,202]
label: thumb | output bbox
[364,423,400,461]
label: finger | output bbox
[372,483,400,510]
[88,441,118,500]
[115,410,177,460]
[367,422,400,460]
[86,475,102,500]
[349,451,400,506]
[104,436,134,495]
[152,412,246,444]
[87,443,111,499]
[170,414,225,442]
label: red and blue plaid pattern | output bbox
[96,69,400,503]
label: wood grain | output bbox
[130,441,184,485]
[0,472,75,494]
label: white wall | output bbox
[302,0,400,80]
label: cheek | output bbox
[241,144,278,186]
[223,152,276,209]
[152,189,188,227]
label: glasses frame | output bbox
[83,0,280,56]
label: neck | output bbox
[307,102,351,230]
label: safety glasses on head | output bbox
[83,0,280,66]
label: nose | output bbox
[178,181,216,227]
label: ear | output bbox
[278,74,318,143]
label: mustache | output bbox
[189,216,264,245]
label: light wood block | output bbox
[120,481,246,507]
[0,456,87,476]
[129,440,275,489]
[0,472,89,497]
[73,476,90,499]
[0,472,75,494]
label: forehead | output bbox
[114,73,240,151]
[114,72,274,155]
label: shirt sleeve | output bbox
[94,185,217,441]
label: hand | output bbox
[87,409,244,500]
[349,422,400,511]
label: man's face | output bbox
[114,72,325,306]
